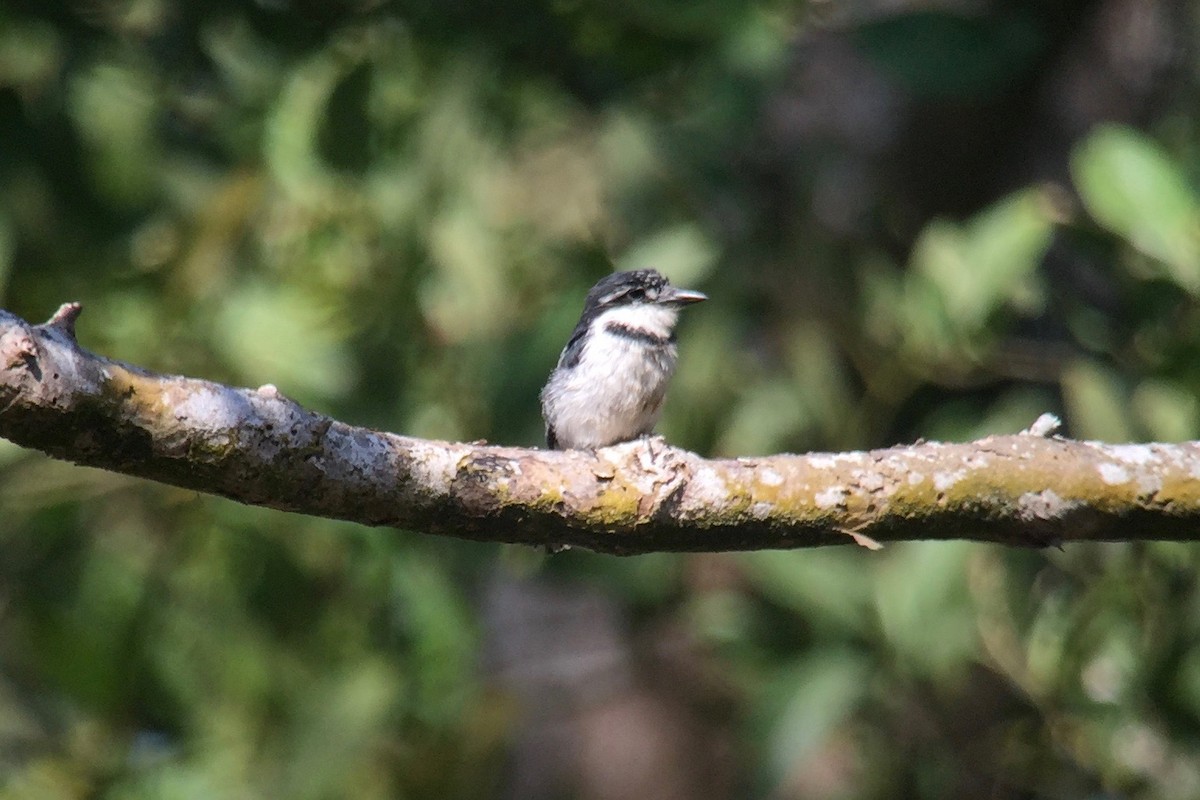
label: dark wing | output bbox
[544,304,596,450]
[544,321,587,450]
[556,318,589,369]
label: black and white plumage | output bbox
[540,269,707,450]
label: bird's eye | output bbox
[627,288,645,301]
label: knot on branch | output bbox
[0,324,39,378]
[46,302,83,341]
[1022,413,1062,438]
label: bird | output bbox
[541,269,707,451]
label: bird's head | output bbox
[582,269,707,315]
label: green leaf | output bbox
[742,550,873,634]
[764,650,870,786]
[911,188,1053,331]
[1061,360,1134,442]
[875,542,977,679]
[213,282,357,404]
[1132,379,1199,442]
[854,10,1047,99]
[1072,124,1200,292]
[616,222,720,285]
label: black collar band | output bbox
[604,321,674,346]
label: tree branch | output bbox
[2,304,1199,554]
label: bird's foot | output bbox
[638,433,669,462]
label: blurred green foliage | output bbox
[2,1,1200,798]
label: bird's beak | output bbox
[660,287,708,306]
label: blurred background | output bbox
[3,0,1200,797]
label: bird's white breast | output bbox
[542,305,681,449]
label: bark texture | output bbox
[2,304,1199,555]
